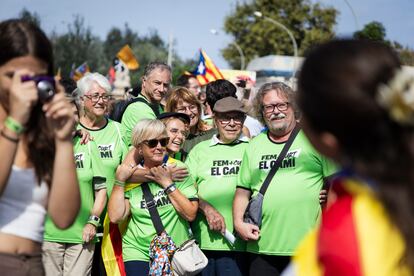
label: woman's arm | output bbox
[82,188,107,243]
[199,198,226,234]
[146,166,198,221]
[45,86,80,229]
[108,164,135,223]
[0,70,39,195]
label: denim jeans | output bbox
[200,250,247,276]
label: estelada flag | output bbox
[292,176,409,276]
[71,62,90,81]
[192,49,224,86]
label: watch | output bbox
[87,215,100,227]
[164,183,177,195]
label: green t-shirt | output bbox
[185,136,249,252]
[44,139,106,243]
[120,95,163,145]
[238,130,337,256]
[181,128,216,161]
[122,158,198,262]
[78,119,128,196]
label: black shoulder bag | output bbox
[243,126,300,227]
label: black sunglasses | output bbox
[143,137,170,148]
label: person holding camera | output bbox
[0,19,80,275]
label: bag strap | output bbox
[259,125,301,195]
[141,183,165,235]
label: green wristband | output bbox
[87,215,100,227]
[114,179,125,188]
[4,117,24,134]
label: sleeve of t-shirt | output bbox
[90,141,107,191]
[237,146,252,190]
[173,161,198,201]
[319,155,338,178]
[184,144,200,183]
[121,102,156,145]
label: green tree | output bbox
[222,0,337,68]
[353,21,386,42]
[51,15,106,77]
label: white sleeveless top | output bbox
[0,166,49,242]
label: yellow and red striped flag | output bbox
[192,49,224,86]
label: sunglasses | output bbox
[143,137,170,148]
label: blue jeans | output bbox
[200,250,247,276]
[124,260,149,276]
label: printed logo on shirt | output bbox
[258,149,301,170]
[98,144,114,159]
[140,190,171,209]
[75,152,85,169]
[210,159,242,176]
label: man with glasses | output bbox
[232,82,336,275]
[186,97,250,275]
[121,62,171,145]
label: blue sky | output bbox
[1,0,413,69]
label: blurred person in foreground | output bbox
[287,39,414,275]
[0,19,80,275]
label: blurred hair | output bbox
[298,39,414,270]
[253,82,298,125]
[176,74,195,87]
[205,79,237,109]
[131,119,167,148]
[77,72,111,96]
[0,19,55,185]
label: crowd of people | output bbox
[1,17,414,276]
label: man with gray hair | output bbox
[233,82,336,275]
[121,62,171,145]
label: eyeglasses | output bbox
[216,115,246,126]
[263,102,289,113]
[176,104,198,113]
[84,94,110,103]
[143,137,170,148]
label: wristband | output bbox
[114,179,125,188]
[1,130,19,143]
[4,117,25,135]
[87,215,100,227]
[164,183,177,195]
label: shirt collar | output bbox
[209,133,249,146]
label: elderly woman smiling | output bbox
[108,119,198,276]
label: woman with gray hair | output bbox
[108,119,198,276]
[76,72,128,274]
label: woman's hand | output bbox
[43,80,75,141]
[169,164,189,182]
[8,70,39,126]
[78,129,93,145]
[82,223,97,243]
[146,166,173,189]
[116,163,138,182]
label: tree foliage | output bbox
[353,21,386,42]
[222,0,337,68]
[18,10,196,87]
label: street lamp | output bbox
[343,0,360,31]
[210,29,246,70]
[253,11,299,78]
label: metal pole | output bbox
[254,11,299,78]
[210,29,245,70]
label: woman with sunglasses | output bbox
[108,119,198,276]
[0,19,80,274]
